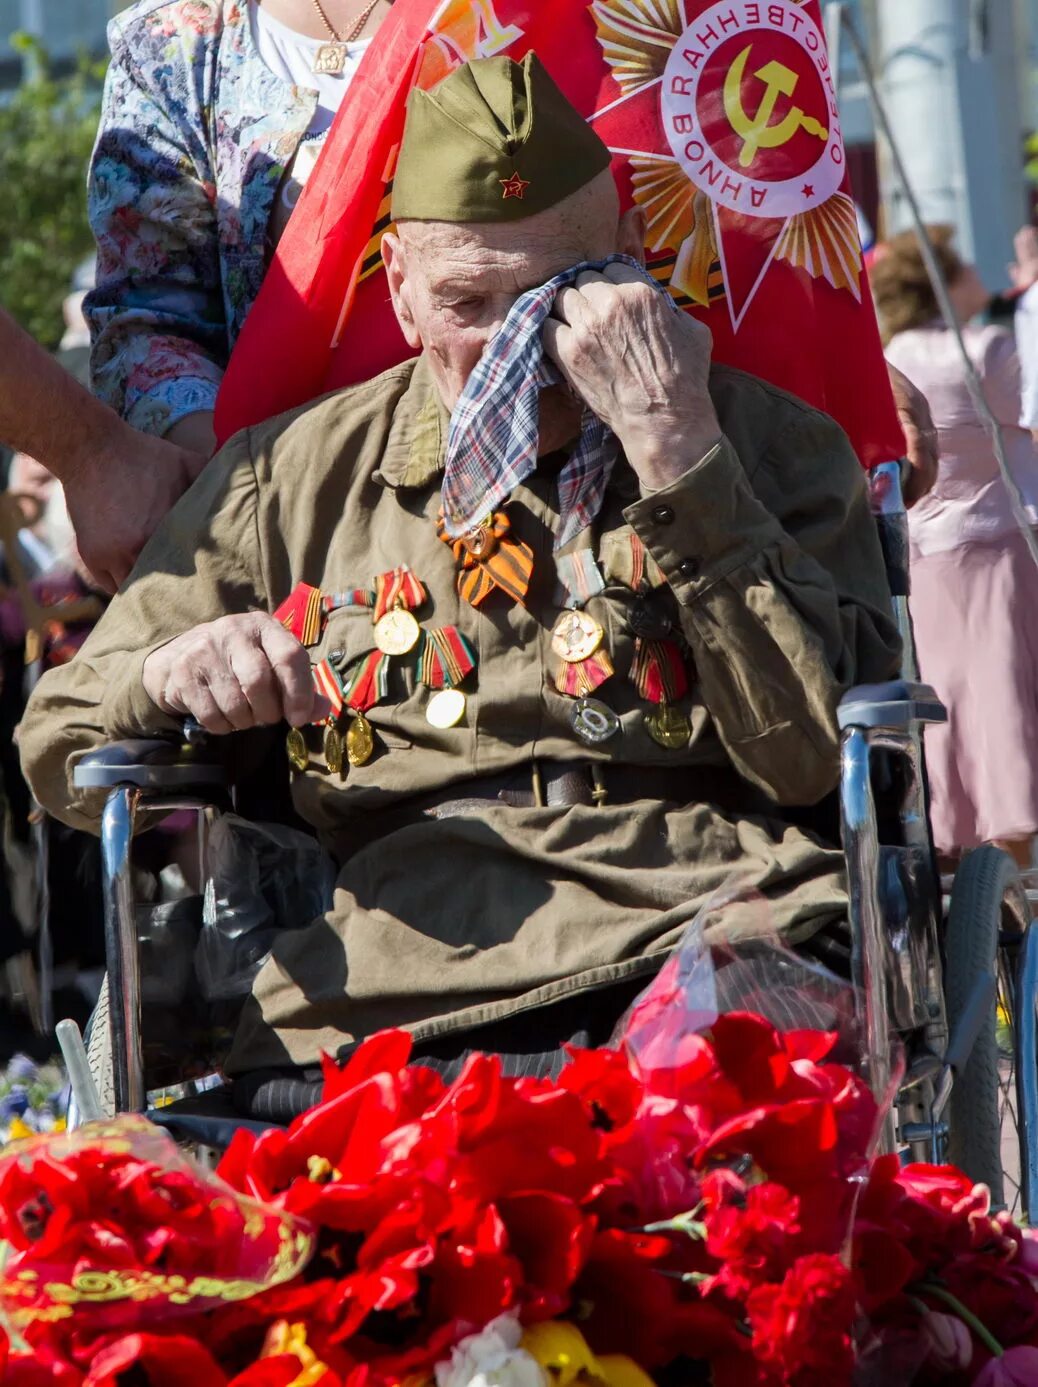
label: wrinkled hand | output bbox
[1009,226,1038,293]
[142,612,330,735]
[543,264,721,489]
[887,363,939,506]
[65,427,207,593]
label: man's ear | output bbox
[617,205,647,265]
[383,232,422,350]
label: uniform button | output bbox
[678,557,700,580]
[651,504,675,525]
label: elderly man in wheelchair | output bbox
[18,55,1036,1211]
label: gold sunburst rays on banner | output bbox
[629,155,722,306]
[774,192,863,300]
[590,0,682,96]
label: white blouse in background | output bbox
[249,2,369,235]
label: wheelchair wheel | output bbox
[944,846,1031,1214]
[84,973,116,1119]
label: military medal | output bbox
[646,704,691,750]
[571,698,620,746]
[373,605,421,656]
[371,567,426,654]
[426,688,467,729]
[552,609,605,664]
[323,724,345,774]
[438,510,533,608]
[630,638,691,751]
[286,727,309,773]
[274,582,325,648]
[346,712,375,767]
[629,597,672,642]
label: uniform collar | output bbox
[372,351,640,505]
[373,355,451,492]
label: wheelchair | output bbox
[68,463,1038,1216]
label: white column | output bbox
[875,0,1028,288]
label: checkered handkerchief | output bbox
[441,255,676,551]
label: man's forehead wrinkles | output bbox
[422,241,594,297]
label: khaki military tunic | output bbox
[19,357,900,1071]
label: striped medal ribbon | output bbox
[417,627,476,690]
[437,510,533,607]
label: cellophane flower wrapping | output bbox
[0,1114,314,1343]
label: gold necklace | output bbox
[311,0,380,74]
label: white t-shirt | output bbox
[250,3,369,229]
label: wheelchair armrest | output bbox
[837,680,947,732]
[73,738,227,792]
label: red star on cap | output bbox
[500,172,531,201]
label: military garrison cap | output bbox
[391,53,613,223]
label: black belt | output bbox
[410,759,743,816]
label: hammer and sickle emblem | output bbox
[723,45,828,168]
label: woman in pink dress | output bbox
[873,227,1038,865]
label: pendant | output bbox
[373,607,421,656]
[571,697,620,746]
[426,688,466,729]
[551,609,605,664]
[346,712,375,767]
[314,42,347,75]
[286,727,309,773]
[323,724,344,776]
[645,704,691,750]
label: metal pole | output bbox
[100,787,144,1114]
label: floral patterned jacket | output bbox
[86,0,318,436]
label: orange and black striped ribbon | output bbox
[437,512,533,608]
[273,582,325,647]
[418,627,476,690]
[311,658,346,721]
[630,639,689,705]
[373,566,427,620]
[554,648,614,698]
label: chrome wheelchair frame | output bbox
[69,464,1038,1213]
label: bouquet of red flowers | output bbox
[0,925,1034,1386]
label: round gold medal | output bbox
[426,688,466,729]
[373,607,421,656]
[286,727,309,772]
[551,609,604,664]
[646,704,691,750]
[323,724,344,775]
[346,712,375,767]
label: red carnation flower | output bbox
[747,1253,856,1385]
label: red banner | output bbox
[215,0,904,468]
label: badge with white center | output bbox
[551,609,605,664]
[571,698,620,745]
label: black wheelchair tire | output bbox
[944,845,1018,1207]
